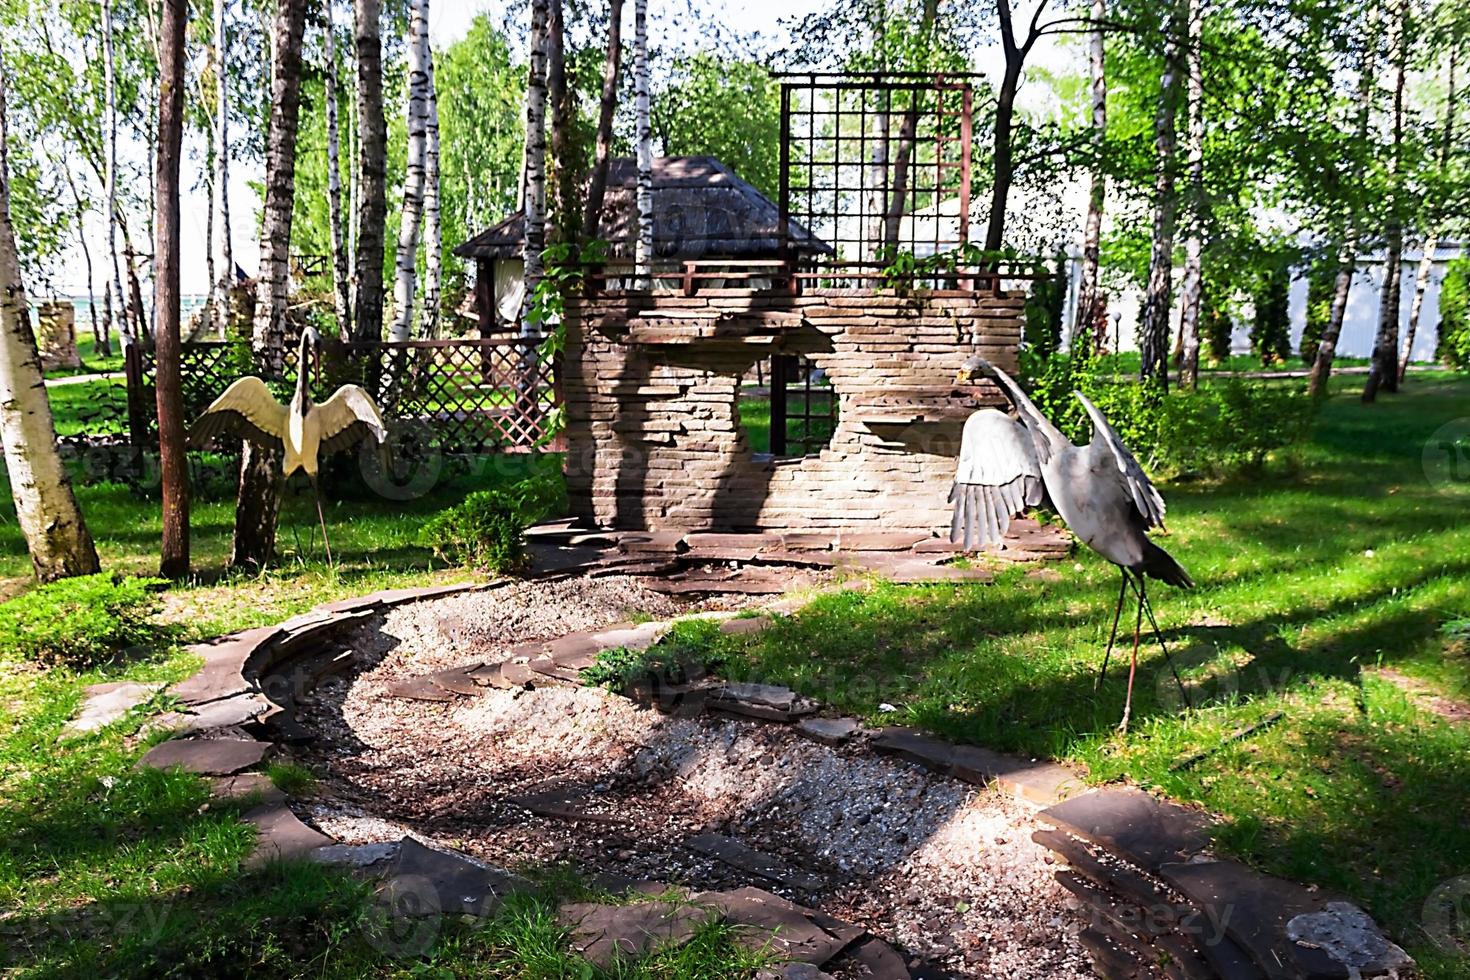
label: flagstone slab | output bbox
[209,773,285,805]
[170,626,279,706]
[243,803,334,868]
[423,665,488,696]
[842,936,912,978]
[1038,787,1213,873]
[382,837,525,919]
[135,737,270,775]
[874,728,1084,804]
[176,694,272,734]
[560,900,714,967]
[311,841,401,868]
[796,716,862,746]
[62,681,164,737]
[383,676,460,702]
[1161,861,1410,979]
[694,886,855,965]
[719,616,773,636]
[688,833,823,891]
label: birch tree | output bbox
[155,0,189,577]
[0,52,99,582]
[389,0,430,342]
[215,0,232,328]
[102,0,130,349]
[521,0,550,314]
[1364,0,1410,403]
[325,0,351,339]
[1308,16,1378,398]
[1177,0,1205,387]
[1071,0,1106,351]
[421,50,442,336]
[633,0,652,282]
[583,0,625,240]
[233,0,308,568]
[1399,47,1456,383]
[1139,1,1184,388]
[354,0,387,341]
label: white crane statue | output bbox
[951,356,1192,731]
[190,326,388,563]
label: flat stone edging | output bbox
[117,565,1413,980]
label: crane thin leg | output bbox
[1118,584,1145,733]
[310,475,335,567]
[1131,579,1192,710]
[1096,569,1130,690]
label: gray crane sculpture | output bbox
[190,326,388,564]
[951,356,1191,731]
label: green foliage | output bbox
[417,471,564,573]
[0,573,164,666]
[1202,288,1234,365]
[582,621,728,692]
[1021,351,1316,475]
[652,55,782,198]
[1437,256,1470,371]
[1250,261,1293,365]
[1300,260,1336,367]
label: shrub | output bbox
[0,573,165,666]
[1250,263,1292,365]
[417,473,563,573]
[1438,256,1470,371]
[1300,262,1336,366]
[1202,291,1234,364]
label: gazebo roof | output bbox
[452,156,832,261]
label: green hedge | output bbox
[0,573,165,667]
[1438,256,1470,371]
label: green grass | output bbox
[660,371,1470,977]
[737,391,835,455]
[42,333,126,378]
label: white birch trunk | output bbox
[1071,0,1106,350]
[388,0,430,342]
[324,0,351,340]
[1177,0,1204,386]
[633,0,653,284]
[1139,2,1182,386]
[1399,49,1455,383]
[214,0,233,334]
[421,48,442,337]
[102,0,131,349]
[520,0,550,323]
[1364,0,1408,402]
[0,63,100,581]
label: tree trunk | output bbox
[1071,0,1106,350]
[1399,48,1454,385]
[215,0,233,335]
[1364,0,1408,403]
[522,0,551,309]
[353,0,387,342]
[632,0,652,283]
[389,0,429,342]
[1176,0,1204,388]
[1139,2,1183,388]
[582,0,625,241]
[421,49,442,336]
[154,0,189,578]
[233,0,308,569]
[546,0,577,242]
[0,60,100,581]
[60,163,107,357]
[102,0,131,350]
[1308,19,1377,398]
[984,62,1021,253]
[325,0,352,340]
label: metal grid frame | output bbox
[775,71,979,268]
[769,354,836,458]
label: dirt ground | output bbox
[294,576,1094,979]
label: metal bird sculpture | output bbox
[190,326,388,564]
[952,355,1191,731]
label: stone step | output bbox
[1037,788,1213,873]
[687,832,824,891]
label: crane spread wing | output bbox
[948,409,1043,550]
[315,384,389,458]
[189,376,288,451]
[1074,391,1166,530]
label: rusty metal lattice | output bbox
[124,337,561,455]
[770,354,836,458]
[776,72,978,268]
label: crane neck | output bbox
[296,335,314,405]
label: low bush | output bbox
[417,472,563,573]
[1022,352,1317,476]
[1438,256,1470,371]
[0,573,165,666]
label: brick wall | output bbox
[563,288,1025,533]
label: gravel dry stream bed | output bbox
[293,576,1095,978]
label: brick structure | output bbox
[563,288,1025,534]
[36,300,82,371]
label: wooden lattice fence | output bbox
[121,336,562,454]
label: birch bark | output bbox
[1139,1,1183,388]
[1071,0,1106,351]
[389,0,429,341]
[1177,0,1204,387]
[325,0,352,339]
[633,0,652,284]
